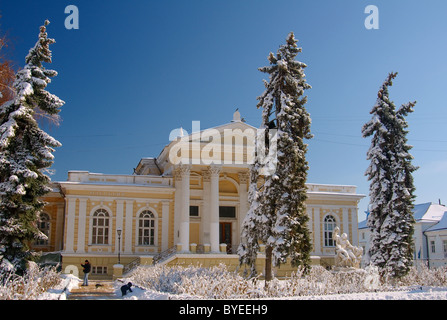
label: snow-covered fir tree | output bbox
[362,72,417,278]
[0,20,63,272]
[239,33,312,281]
[237,153,264,278]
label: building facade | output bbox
[358,202,447,268]
[35,112,365,278]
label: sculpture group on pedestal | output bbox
[333,227,363,269]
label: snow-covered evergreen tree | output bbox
[362,72,416,278]
[239,33,312,280]
[238,153,264,278]
[0,20,63,272]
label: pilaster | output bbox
[209,165,221,252]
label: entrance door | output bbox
[219,222,232,253]
[189,223,200,245]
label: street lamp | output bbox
[117,227,122,264]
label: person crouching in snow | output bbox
[121,282,133,296]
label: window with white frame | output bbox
[138,210,155,245]
[324,215,336,247]
[36,212,50,246]
[430,240,436,253]
[443,240,447,258]
[92,266,108,274]
[92,209,110,245]
[190,206,199,217]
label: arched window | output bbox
[138,210,155,245]
[324,215,336,247]
[37,212,50,246]
[92,209,109,245]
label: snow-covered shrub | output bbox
[126,263,447,299]
[126,264,264,299]
[271,266,369,297]
[394,265,447,287]
[128,264,226,294]
[0,262,61,300]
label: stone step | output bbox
[67,281,118,300]
[67,292,118,300]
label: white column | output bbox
[124,200,133,253]
[307,207,313,253]
[174,172,181,246]
[351,207,359,246]
[115,200,124,254]
[202,170,211,245]
[209,165,221,253]
[65,197,76,253]
[343,207,349,239]
[76,198,87,253]
[178,165,191,252]
[161,201,170,251]
[314,207,322,255]
[238,172,249,246]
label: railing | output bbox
[123,257,141,275]
[67,171,173,187]
[153,246,177,265]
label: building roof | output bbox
[413,202,432,221]
[425,212,447,232]
[358,219,368,230]
[414,202,446,222]
[358,202,447,230]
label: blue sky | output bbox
[2,0,447,221]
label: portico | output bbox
[35,111,364,279]
[173,163,248,254]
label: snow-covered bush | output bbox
[174,265,263,299]
[126,264,260,298]
[392,265,447,287]
[0,261,61,300]
[126,263,447,299]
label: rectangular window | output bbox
[324,229,334,247]
[92,266,108,274]
[430,240,436,253]
[443,240,447,258]
[190,206,199,217]
[219,206,236,218]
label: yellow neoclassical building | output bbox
[36,111,365,279]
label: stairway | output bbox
[67,280,118,300]
[152,246,177,265]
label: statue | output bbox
[364,265,380,290]
[333,227,363,269]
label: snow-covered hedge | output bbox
[0,262,61,300]
[125,263,447,299]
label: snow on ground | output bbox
[43,265,447,300]
[42,276,447,300]
[115,282,447,300]
[283,287,447,300]
[38,274,80,300]
[113,264,447,301]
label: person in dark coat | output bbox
[80,260,91,286]
[120,282,133,296]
